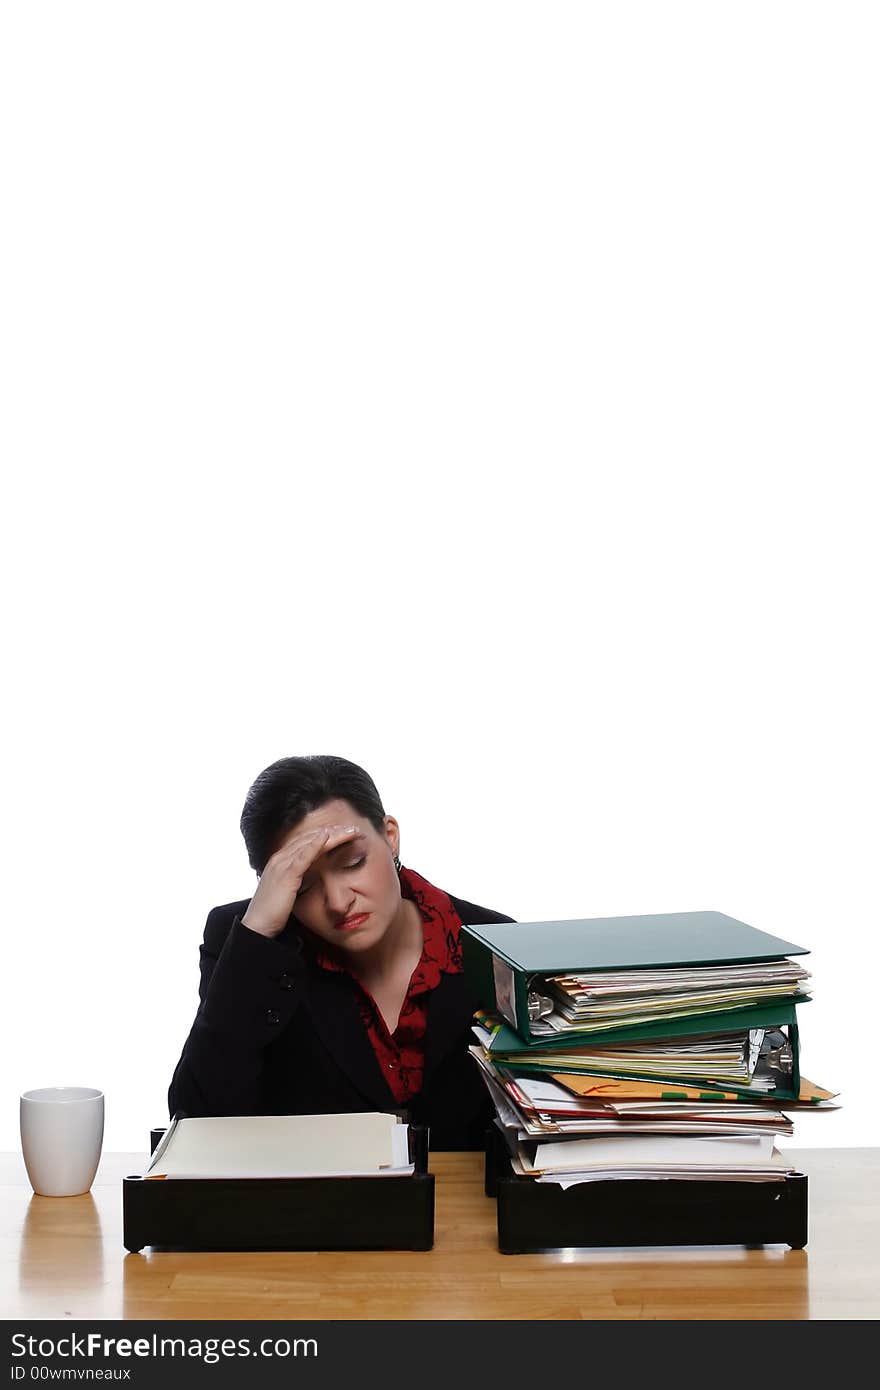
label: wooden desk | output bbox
[3,1149,879,1320]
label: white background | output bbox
[1,2,877,1154]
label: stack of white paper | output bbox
[144,1112,414,1180]
[520,1134,798,1187]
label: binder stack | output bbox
[462,911,837,1252]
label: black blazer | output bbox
[168,890,515,1150]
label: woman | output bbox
[168,754,515,1149]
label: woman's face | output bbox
[280,798,403,955]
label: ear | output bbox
[382,815,401,858]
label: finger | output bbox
[277,823,361,867]
[325,824,363,842]
[305,824,363,860]
[287,828,331,858]
[270,827,328,865]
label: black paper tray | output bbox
[484,1122,807,1254]
[123,1123,434,1253]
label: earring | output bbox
[393,853,402,872]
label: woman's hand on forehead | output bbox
[240,822,362,939]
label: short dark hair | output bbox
[239,754,387,874]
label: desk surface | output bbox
[3,1148,879,1320]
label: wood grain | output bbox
[3,1148,879,1320]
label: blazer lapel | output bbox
[423,971,476,1081]
[305,967,476,1099]
[302,967,400,1111]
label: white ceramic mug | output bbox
[20,1087,105,1196]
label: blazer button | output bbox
[265,1009,282,1025]
[278,973,295,991]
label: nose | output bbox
[324,877,356,919]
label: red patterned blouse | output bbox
[310,865,463,1104]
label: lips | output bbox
[338,913,370,932]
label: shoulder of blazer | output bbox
[447,893,516,926]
